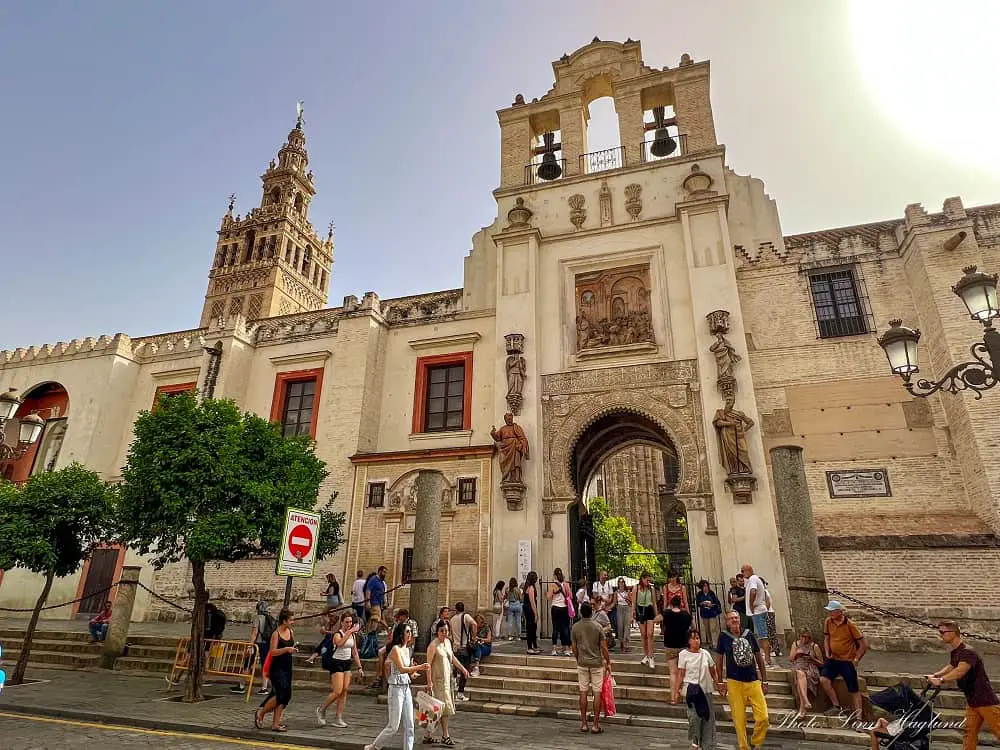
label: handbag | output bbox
[262,650,273,679]
[563,583,576,619]
[600,669,617,717]
[415,690,445,730]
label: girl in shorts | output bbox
[316,613,364,728]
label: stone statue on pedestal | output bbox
[713,392,755,476]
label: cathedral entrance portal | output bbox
[570,410,691,583]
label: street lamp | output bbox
[0,387,45,461]
[878,266,1000,399]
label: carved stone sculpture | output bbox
[713,392,754,476]
[568,194,587,230]
[506,197,533,230]
[504,333,526,415]
[575,264,655,351]
[710,332,741,381]
[599,180,613,227]
[491,413,529,510]
[624,183,642,220]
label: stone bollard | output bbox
[409,470,446,654]
[770,446,830,643]
[102,565,142,669]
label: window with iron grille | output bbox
[808,269,869,338]
[424,364,465,432]
[367,482,386,508]
[457,477,477,505]
[280,378,316,438]
[401,548,414,583]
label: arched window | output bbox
[243,230,256,263]
[582,95,622,173]
[269,187,281,206]
[284,240,293,263]
[302,247,312,276]
[294,193,304,215]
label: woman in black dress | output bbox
[255,608,297,732]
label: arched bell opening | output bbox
[568,409,689,584]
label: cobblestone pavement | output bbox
[0,667,857,750]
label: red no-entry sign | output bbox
[288,524,314,560]
[276,508,321,578]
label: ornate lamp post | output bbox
[0,387,45,461]
[878,266,1000,399]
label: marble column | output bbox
[102,565,142,669]
[410,470,446,653]
[770,446,829,645]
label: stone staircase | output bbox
[2,628,996,747]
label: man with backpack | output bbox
[715,610,769,750]
[231,599,275,695]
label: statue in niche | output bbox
[491,413,529,485]
[713,392,755,476]
[709,332,742,380]
[504,334,526,415]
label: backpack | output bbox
[320,632,336,671]
[258,613,277,645]
[358,632,379,659]
[724,628,755,668]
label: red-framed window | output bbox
[270,368,324,439]
[411,352,473,434]
[152,382,197,409]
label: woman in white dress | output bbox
[423,619,470,746]
[363,622,429,750]
[676,628,723,750]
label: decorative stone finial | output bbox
[592,36,601,43]
[327,221,335,241]
[513,94,525,106]
[506,197,533,230]
[679,53,693,66]
[227,193,236,212]
[295,101,305,129]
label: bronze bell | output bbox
[537,151,562,181]
[650,127,677,157]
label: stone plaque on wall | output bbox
[825,469,891,498]
[575,264,654,351]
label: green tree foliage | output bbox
[589,497,670,582]
[0,463,114,685]
[116,392,344,701]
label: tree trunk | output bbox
[12,569,55,685]
[183,560,209,702]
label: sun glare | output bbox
[849,0,1000,172]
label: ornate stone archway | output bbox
[540,361,715,538]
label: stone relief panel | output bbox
[574,264,655,352]
[540,362,714,535]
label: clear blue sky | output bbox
[1,1,997,350]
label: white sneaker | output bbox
[647,657,656,669]
[364,745,376,750]
[640,656,649,666]
[470,667,480,677]
[551,649,559,656]
[315,707,327,726]
[457,692,470,702]
[331,717,348,728]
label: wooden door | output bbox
[78,548,119,615]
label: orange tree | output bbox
[116,392,344,701]
[0,463,113,685]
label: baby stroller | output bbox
[868,682,941,750]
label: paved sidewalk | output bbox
[0,666,862,750]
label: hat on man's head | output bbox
[824,600,845,612]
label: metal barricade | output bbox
[168,638,258,702]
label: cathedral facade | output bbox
[2,40,998,646]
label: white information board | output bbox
[517,539,531,585]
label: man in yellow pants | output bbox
[715,610,769,750]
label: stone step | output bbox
[0,628,93,643]
[0,637,106,654]
[1,648,101,669]
[485,652,675,675]
[479,661,795,694]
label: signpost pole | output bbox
[282,576,293,608]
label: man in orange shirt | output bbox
[928,620,1000,750]
[819,600,867,716]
